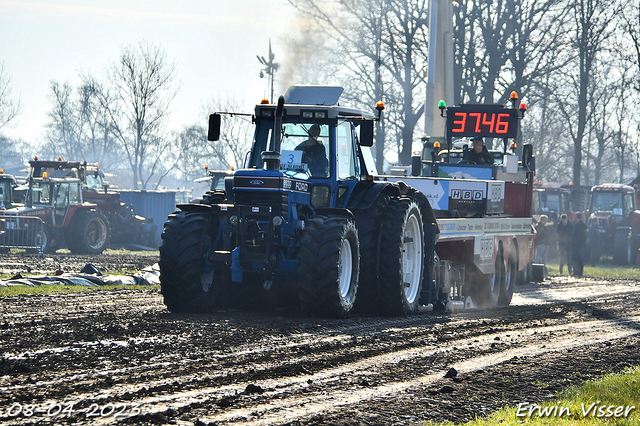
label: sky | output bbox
[0,0,297,144]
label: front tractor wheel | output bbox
[159,211,226,313]
[613,228,634,265]
[298,216,360,318]
[67,210,110,254]
[378,199,425,316]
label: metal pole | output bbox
[424,0,439,138]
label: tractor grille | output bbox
[235,191,288,219]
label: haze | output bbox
[0,0,295,144]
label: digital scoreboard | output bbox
[446,106,519,139]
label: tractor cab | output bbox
[0,171,18,210]
[209,85,377,212]
[589,184,638,228]
[16,176,84,227]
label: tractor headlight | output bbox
[272,215,284,226]
[229,215,239,225]
[311,185,330,207]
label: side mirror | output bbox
[359,121,374,147]
[208,113,221,141]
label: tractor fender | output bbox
[225,176,235,203]
[178,203,213,214]
[346,181,397,210]
[313,208,355,221]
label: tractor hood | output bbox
[232,168,312,194]
[1,206,46,216]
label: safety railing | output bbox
[0,214,45,255]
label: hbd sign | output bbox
[449,183,486,213]
[451,189,483,201]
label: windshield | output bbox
[591,192,624,214]
[542,193,560,212]
[252,119,331,178]
[85,174,104,191]
[31,182,53,205]
[0,180,10,203]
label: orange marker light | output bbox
[433,141,441,148]
[510,91,518,100]
[260,99,269,104]
[57,156,62,161]
[34,155,38,160]
[376,101,385,110]
[43,172,48,178]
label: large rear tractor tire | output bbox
[613,228,634,265]
[67,210,110,254]
[159,211,228,313]
[352,195,388,314]
[378,199,425,316]
[298,216,360,318]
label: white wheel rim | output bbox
[339,238,353,300]
[201,270,213,292]
[402,213,423,304]
[36,230,47,251]
[87,218,107,249]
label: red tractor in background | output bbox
[1,172,110,253]
[28,159,154,248]
[589,183,640,264]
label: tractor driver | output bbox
[295,124,329,177]
[464,136,494,165]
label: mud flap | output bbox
[232,246,243,282]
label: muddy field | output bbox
[0,252,158,277]
[1,253,640,425]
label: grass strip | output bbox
[427,366,640,425]
[0,284,159,296]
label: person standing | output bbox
[587,216,599,266]
[556,214,573,275]
[572,212,587,277]
[534,215,550,266]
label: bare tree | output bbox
[0,135,30,168]
[45,80,121,169]
[287,0,429,166]
[173,96,254,185]
[0,63,20,131]
[556,0,621,189]
[94,42,181,189]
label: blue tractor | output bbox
[158,86,438,317]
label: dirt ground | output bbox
[1,252,640,425]
[0,252,157,276]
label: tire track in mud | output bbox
[1,278,640,425]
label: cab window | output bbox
[69,183,81,203]
[337,121,356,179]
[624,193,634,215]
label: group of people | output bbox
[534,212,589,277]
